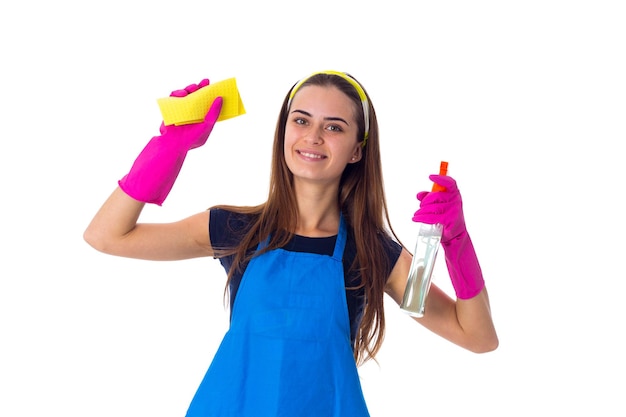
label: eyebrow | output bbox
[291,109,350,126]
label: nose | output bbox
[305,124,324,145]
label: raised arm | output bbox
[83,79,222,261]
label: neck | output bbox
[293,180,341,237]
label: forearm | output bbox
[443,233,497,352]
[413,284,498,353]
[83,187,145,254]
[455,287,498,353]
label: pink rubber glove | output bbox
[412,175,485,299]
[118,79,223,205]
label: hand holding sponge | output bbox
[118,77,245,205]
[158,77,246,126]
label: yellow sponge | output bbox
[157,77,246,126]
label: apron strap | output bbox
[332,213,347,262]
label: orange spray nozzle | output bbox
[431,161,449,192]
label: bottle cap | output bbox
[431,161,448,192]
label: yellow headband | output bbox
[287,70,370,147]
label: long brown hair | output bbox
[212,72,403,365]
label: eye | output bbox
[326,124,344,133]
[293,117,307,125]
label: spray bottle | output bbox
[400,161,448,317]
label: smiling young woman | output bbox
[83,70,498,417]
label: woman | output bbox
[84,71,498,416]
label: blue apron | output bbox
[185,216,370,416]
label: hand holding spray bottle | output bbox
[400,161,448,317]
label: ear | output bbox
[349,145,363,164]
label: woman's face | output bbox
[284,85,362,185]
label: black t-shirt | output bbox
[209,207,402,347]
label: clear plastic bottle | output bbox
[400,161,448,318]
[400,223,442,317]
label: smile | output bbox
[298,151,326,160]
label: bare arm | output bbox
[83,81,224,261]
[83,187,213,261]
[385,248,499,353]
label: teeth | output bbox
[300,151,323,159]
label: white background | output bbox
[1,1,624,416]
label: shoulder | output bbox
[210,207,255,229]
[379,230,402,257]
[344,229,402,276]
[345,227,402,255]
[209,207,257,247]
